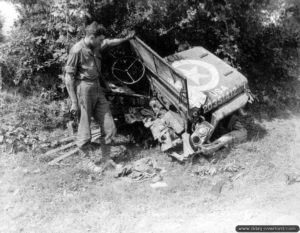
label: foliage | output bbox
[0,0,299,95]
[0,0,87,95]
[0,90,69,132]
[0,90,72,153]
[0,13,4,43]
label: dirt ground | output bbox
[1,81,300,232]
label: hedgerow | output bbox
[0,0,299,96]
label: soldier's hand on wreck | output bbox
[126,31,135,40]
[103,81,111,92]
[70,102,79,115]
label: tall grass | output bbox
[0,91,69,132]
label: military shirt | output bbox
[65,39,102,80]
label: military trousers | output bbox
[75,79,116,148]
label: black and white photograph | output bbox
[0,0,299,232]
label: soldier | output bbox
[65,21,133,172]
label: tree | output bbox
[0,0,88,94]
[0,0,299,95]
[0,13,4,43]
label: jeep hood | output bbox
[130,37,248,113]
[168,47,248,112]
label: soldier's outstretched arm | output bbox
[99,31,135,51]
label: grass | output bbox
[1,121,299,232]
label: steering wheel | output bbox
[112,56,145,85]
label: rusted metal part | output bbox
[48,148,79,166]
[169,132,195,162]
[45,130,101,156]
[169,114,247,161]
[45,141,75,156]
[46,130,101,165]
[199,124,247,156]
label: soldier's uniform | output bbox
[65,39,116,148]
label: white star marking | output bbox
[172,59,220,91]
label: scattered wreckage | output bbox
[106,36,254,161]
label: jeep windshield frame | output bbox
[130,37,190,119]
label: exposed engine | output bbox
[123,95,248,160]
[123,98,186,152]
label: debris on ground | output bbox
[230,171,246,181]
[151,174,163,183]
[285,173,300,185]
[210,180,227,195]
[0,135,4,143]
[109,145,127,159]
[0,124,39,154]
[116,157,164,182]
[193,164,218,177]
[150,181,168,189]
[210,178,234,195]
[169,151,187,162]
[191,159,245,179]
[45,130,101,165]
[19,167,42,175]
[222,161,244,173]
[78,158,122,175]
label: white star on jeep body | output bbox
[177,66,211,84]
[172,59,220,92]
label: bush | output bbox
[0,13,4,43]
[0,0,299,95]
[0,0,86,95]
[0,90,69,132]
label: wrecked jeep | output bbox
[105,36,253,161]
